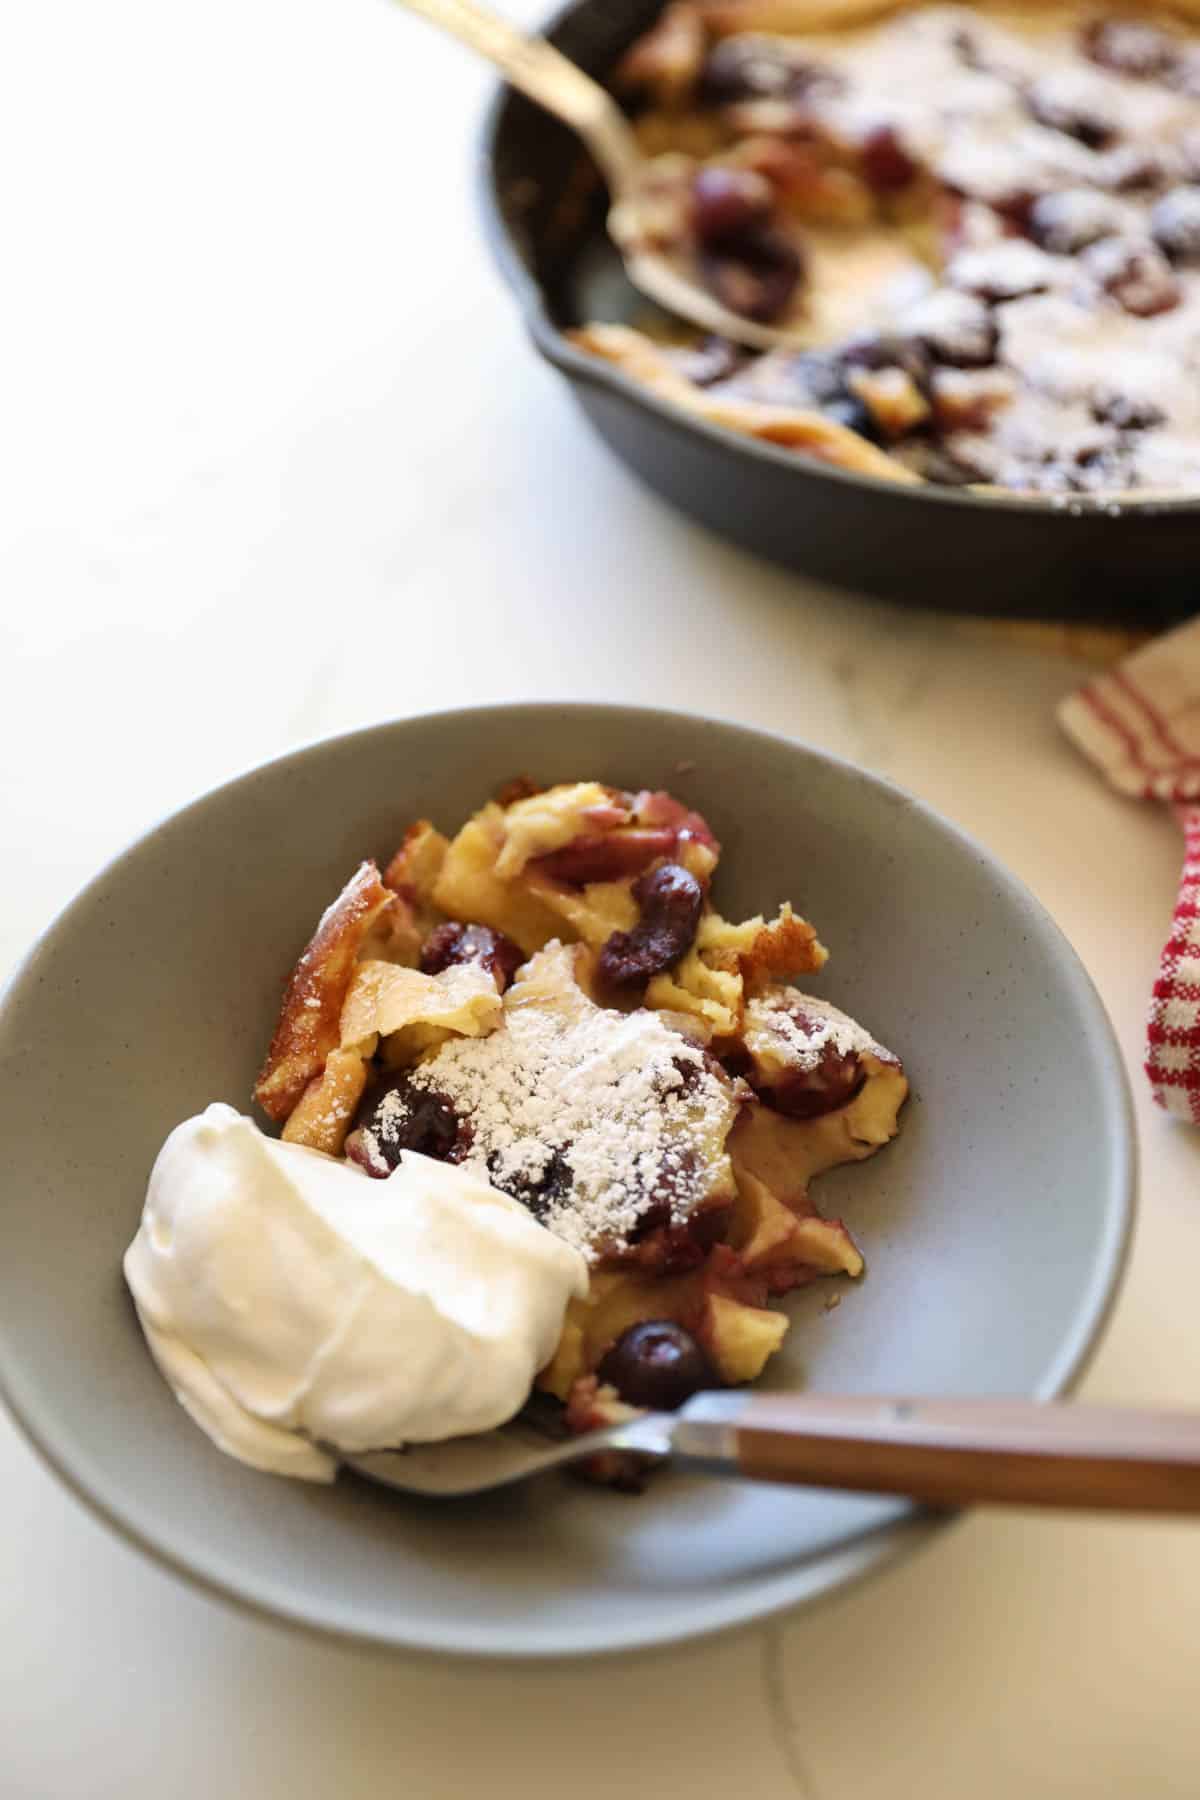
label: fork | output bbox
[341,1391,1200,1509]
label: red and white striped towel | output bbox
[1059,620,1200,1123]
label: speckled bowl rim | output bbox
[0,704,1137,1660]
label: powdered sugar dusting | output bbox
[365,946,737,1259]
[828,7,1200,491]
[690,4,1200,493]
[745,989,892,1070]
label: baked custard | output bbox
[575,4,1200,495]
[125,779,907,1484]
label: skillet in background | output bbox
[480,0,1199,623]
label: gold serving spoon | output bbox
[393,0,801,348]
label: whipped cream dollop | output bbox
[123,1103,588,1482]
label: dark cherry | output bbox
[860,123,920,193]
[950,243,1051,303]
[598,861,703,988]
[619,1217,719,1276]
[1072,439,1116,472]
[652,1052,710,1103]
[532,825,676,886]
[911,293,999,370]
[1082,16,1175,79]
[1094,145,1173,192]
[602,1142,729,1275]
[670,1052,706,1093]
[487,1147,573,1222]
[840,331,932,390]
[678,334,746,388]
[988,188,1040,233]
[940,178,1039,234]
[1090,389,1166,431]
[756,1004,866,1119]
[596,1321,716,1411]
[1151,186,1200,264]
[345,1073,467,1177]
[823,393,881,441]
[1028,188,1126,254]
[757,350,882,438]
[646,1132,729,1240]
[1027,75,1117,149]
[419,920,523,990]
[691,167,773,247]
[698,39,836,107]
[1082,235,1181,315]
[700,229,805,324]
[764,1045,866,1119]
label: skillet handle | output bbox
[671,1393,1200,1513]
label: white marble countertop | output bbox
[5,0,1200,1793]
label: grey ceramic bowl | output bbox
[0,704,1134,1659]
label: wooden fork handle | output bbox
[672,1394,1200,1513]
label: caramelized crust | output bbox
[568,325,921,485]
[378,820,451,963]
[382,820,449,901]
[734,903,829,992]
[253,861,393,1122]
[698,901,828,989]
[280,1047,369,1156]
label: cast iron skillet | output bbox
[480,0,1199,621]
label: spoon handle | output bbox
[673,1394,1200,1512]
[391,0,640,189]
